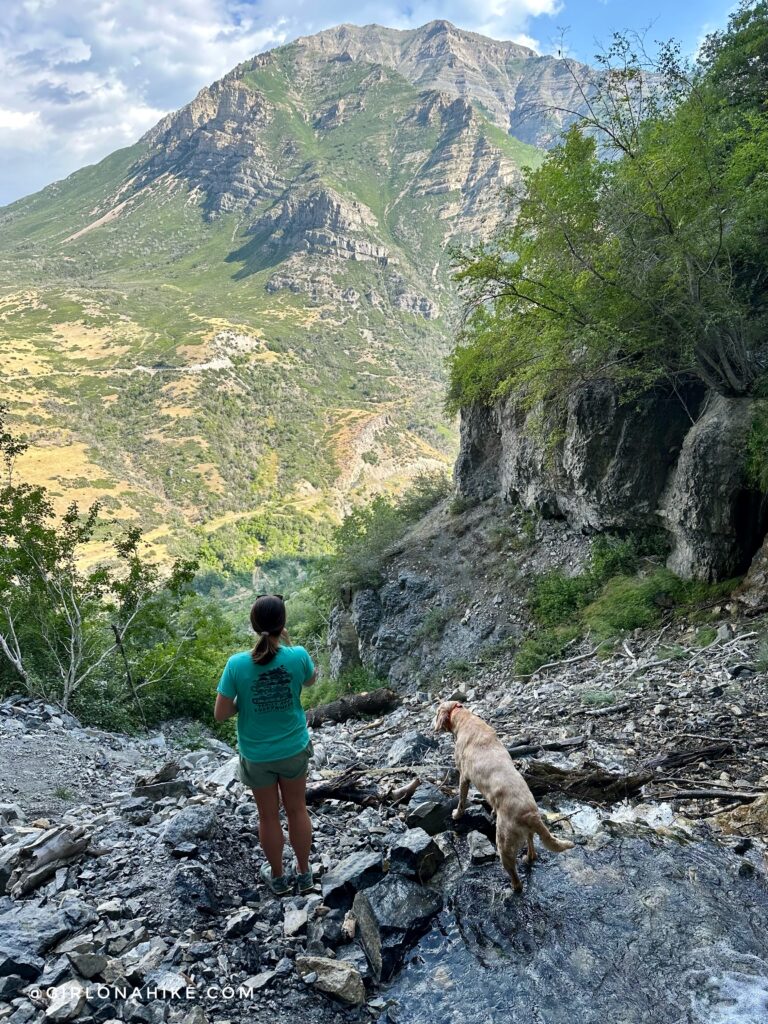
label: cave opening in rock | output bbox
[733,488,768,574]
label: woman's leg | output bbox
[278,774,312,875]
[252,783,285,877]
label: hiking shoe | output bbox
[295,864,315,894]
[260,861,290,896]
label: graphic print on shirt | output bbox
[250,664,293,713]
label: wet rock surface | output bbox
[385,826,768,1024]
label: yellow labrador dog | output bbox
[434,700,574,892]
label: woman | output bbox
[214,594,317,895]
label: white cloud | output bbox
[0,0,561,205]
[0,107,41,130]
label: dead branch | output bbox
[650,788,766,803]
[642,743,735,772]
[507,736,586,757]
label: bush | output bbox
[583,572,675,639]
[514,625,580,676]
[530,571,594,626]
[397,470,452,521]
[322,472,452,599]
[301,666,385,710]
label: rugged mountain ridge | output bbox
[0,20,590,568]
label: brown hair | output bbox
[250,594,289,665]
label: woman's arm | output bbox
[214,693,238,722]
[303,666,318,688]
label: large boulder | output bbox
[162,804,219,846]
[660,394,765,580]
[389,828,445,880]
[353,874,442,981]
[386,730,438,767]
[405,782,454,836]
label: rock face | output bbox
[455,383,767,581]
[660,393,765,580]
[297,21,591,148]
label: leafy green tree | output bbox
[449,5,768,414]
[0,405,196,710]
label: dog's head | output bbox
[434,700,462,734]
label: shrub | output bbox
[301,666,385,710]
[514,625,580,676]
[530,570,594,626]
[397,470,452,521]
[415,605,453,641]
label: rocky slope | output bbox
[0,20,588,568]
[1,629,766,1022]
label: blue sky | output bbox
[0,0,736,206]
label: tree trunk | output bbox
[305,688,401,728]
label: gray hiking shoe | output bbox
[295,864,314,893]
[260,861,290,896]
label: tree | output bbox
[0,405,196,710]
[448,9,768,414]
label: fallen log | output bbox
[7,824,89,897]
[507,736,586,758]
[643,743,734,772]
[523,761,653,802]
[305,768,381,807]
[306,688,401,728]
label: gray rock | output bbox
[44,979,86,1021]
[321,850,384,910]
[295,955,365,1006]
[385,730,438,767]
[389,828,445,880]
[224,907,259,939]
[205,756,239,789]
[67,948,108,978]
[283,905,308,937]
[660,393,760,580]
[468,830,496,864]
[0,898,97,980]
[0,973,24,999]
[162,804,218,846]
[132,781,194,801]
[353,874,442,981]
[328,605,362,679]
[0,803,24,823]
[405,782,454,836]
[242,970,276,991]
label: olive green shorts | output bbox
[239,741,314,790]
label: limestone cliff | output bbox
[455,385,767,582]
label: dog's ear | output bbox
[434,701,458,733]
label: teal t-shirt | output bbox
[217,645,314,762]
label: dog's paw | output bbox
[451,808,463,821]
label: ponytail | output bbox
[252,627,291,665]
[250,595,289,665]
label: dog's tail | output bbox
[523,811,574,853]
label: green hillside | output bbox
[0,23,550,576]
